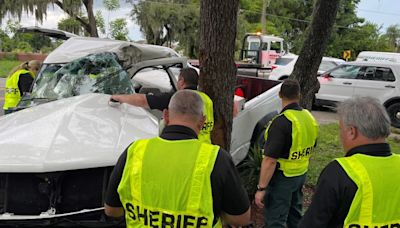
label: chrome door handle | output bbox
[385,85,395,88]
[343,82,352,85]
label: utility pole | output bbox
[261,0,271,34]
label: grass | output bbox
[238,122,400,197]
[0,60,22,78]
[307,124,343,186]
[306,123,400,187]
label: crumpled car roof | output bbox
[44,37,180,68]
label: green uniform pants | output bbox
[264,170,306,228]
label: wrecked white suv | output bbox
[0,36,281,226]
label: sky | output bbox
[357,0,400,30]
[1,0,400,41]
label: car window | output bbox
[270,41,281,52]
[376,67,396,82]
[319,61,337,72]
[275,57,295,66]
[30,52,134,100]
[249,41,260,50]
[132,67,175,93]
[330,65,361,79]
[356,66,396,82]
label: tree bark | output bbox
[54,0,98,37]
[290,0,340,109]
[82,0,98,37]
[199,0,239,151]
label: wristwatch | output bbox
[257,184,266,191]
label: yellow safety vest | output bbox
[336,154,400,228]
[118,137,222,228]
[3,69,34,110]
[265,109,319,177]
[195,91,214,144]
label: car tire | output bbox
[387,103,400,128]
[312,95,320,110]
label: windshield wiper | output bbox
[20,97,57,102]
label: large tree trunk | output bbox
[82,0,98,37]
[199,0,239,151]
[290,0,340,109]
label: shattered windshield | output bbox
[29,52,134,101]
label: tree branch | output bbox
[53,0,91,33]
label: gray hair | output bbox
[168,90,203,118]
[337,97,391,139]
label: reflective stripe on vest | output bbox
[195,91,214,144]
[264,109,318,177]
[336,154,400,228]
[3,69,34,110]
[118,137,221,228]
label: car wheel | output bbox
[387,103,400,128]
[312,95,320,110]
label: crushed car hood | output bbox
[0,93,158,173]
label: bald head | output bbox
[164,90,205,134]
[168,90,203,121]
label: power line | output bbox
[357,8,400,18]
[240,9,363,31]
[131,0,375,31]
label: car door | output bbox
[353,66,397,103]
[317,65,362,102]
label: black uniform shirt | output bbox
[146,86,197,111]
[105,125,250,225]
[17,72,34,96]
[264,102,302,159]
[299,143,392,228]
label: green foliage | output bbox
[1,20,53,53]
[307,123,400,187]
[131,0,200,57]
[0,0,98,37]
[95,10,106,35]
[110,18,128,41]
[325,23,392,59]
[14,41,33,53]
[237,145,264,199]
[5,20,22,36]
[238,123,400,193]
[1,52,17,61]
[0,60,21,78]
[384,24,400,52]
[58,16,87,36]
[129,0,398,58]
[239,0,395,58]
[103,0,120,11]
[307,123,343,186]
